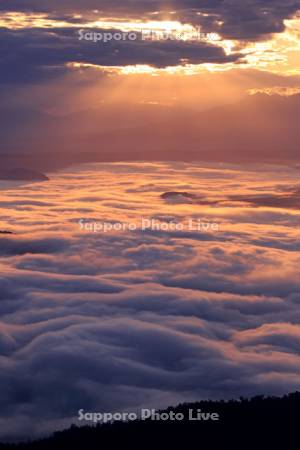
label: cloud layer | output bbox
[0,161,300,441]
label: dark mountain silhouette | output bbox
[1,392,299,449]
[0,169,49,181]
[161,191,198,202]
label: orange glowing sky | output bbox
[0,2,299,163]
[1,2,300,440]
[1,10,299,76]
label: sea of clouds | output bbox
[0,161,300,441]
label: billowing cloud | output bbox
[0,161,300,441]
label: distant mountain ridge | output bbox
[1,94,299,171]
[92,93,300,163]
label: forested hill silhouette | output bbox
[1,392,299,450]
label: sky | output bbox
[0,0,299,168]
[1,0,300,112]
[0,1,300,443]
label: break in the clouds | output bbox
[0,161,300,441]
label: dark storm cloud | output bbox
[0,1,298,86]
[1,0,299,41]
[0,26,241,84]
[0,28,74,84]
[176,0,300,40]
